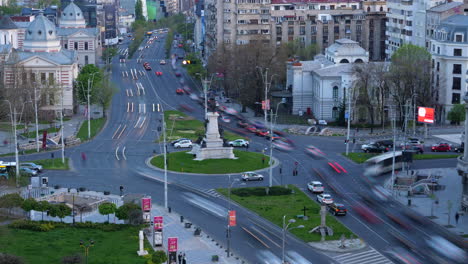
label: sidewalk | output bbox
[147,203,245,264]
[391,168,468,237]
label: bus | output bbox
[363,151,404,177]
[0,161,16,179]
[146,31,153,37]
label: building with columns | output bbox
[286,39,368,120]
[1,12,79,118]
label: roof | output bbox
[298,55,334,71]
[0,44,12,54]
[0,16,19,30]
[57,27,99,36]
[271,0,359,4]
[428,1,462,12]
[61,0,85,22]
[24,12,58,42]
[14,22,31,28]
[327,38,367,56]
[433,15,468,44]
[9,49,77,65]
[313,63,354,77]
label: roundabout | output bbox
[149,150,273,174]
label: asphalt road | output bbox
[4,33,465,263]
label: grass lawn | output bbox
[343,152,460,164]
[76,118,106,142]
[0,148,44,158]
[27,158,69,170]
[150,150,270,174]
[160,110,245,142]
[0,123,26,131]
[0,225,152,264]
[217,185,354,242]
[21,127,60,138]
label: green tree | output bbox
[283,40,319,60]
[35,200,50,221]
[98,202,117,222]
[447,104,466,125]
[135,0,144,21]
[102,47,118,65]
[115,203,141,221]
[95,71,117,118]
[21,198,38,218]
[49,203,71,222]
[0,193,24,216]
[152,250,168,264]
[75,64,102,104]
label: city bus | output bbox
[363,151,404,177]
[146,31,153,37]
[0,161,16,179]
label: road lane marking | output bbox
[143,104,146,113]
[152,103,155,112]
[134,116,142,128]
[241,226,270,249]
[122,146,127,160]
[126,89,129,97]
[126,102,129,112]
[117,125,126,139]
[249,225,281,248]
[112,125,122,139]
[115,146,120,161]
[131,102,134,112]
[157,103,160,112]
[129,89,133,96]
[139,116,146,128]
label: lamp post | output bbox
[157,103,168,210]
[389,105,397,194]
[3,100,20,187]
[227,174,242,258]
[60,85,65,164]
[80,240,94,264]
[86,72,98,139]
[344,80,352,156]
[282,215,304,263]
[32,85,40,152]
[267,99,286,188]
[257,67,276,126]
[196,73,214,119]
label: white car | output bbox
[160,59,166,65]
[228,139,249,147]
[317,193,333,204]
[307,181,324,193]
[174,140,192,148]
[241,172,264,181]
[426,236,467,263]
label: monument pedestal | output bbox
[194,112,236,160]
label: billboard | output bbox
[142,197,151,212]
[417,107,435,124]
[168,237,178,252]
[229,210,236,227]
[154,216,163,231]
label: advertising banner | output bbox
[42,130,47,149]
[229,210,236,227]
[262,99,270,110]
[141,197,151,212]
[154,216,163,231]
[168,237,178,252]
[417,107,435,124]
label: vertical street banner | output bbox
[229,210,236,227]
[154,216,163,231]
[42,130,47,149]
[417,107,435,124]
[168,237,178,252]
[141,197,151,212]
[261,100,270,110]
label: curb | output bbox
[308,239,368,253]
[144,152,280,176]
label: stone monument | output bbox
[310,204,333,241]
[137,230,148,256]
[194,112,236,160]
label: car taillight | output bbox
[386,148,389,151]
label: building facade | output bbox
[430,14,468,123]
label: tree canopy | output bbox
[115,203,141,222]
[98,202,117,222]
[135,0,144,21]
[49,203,72,222]
[75,64,103,104]
[447,104,466,125]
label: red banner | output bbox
[229,210,236,227]
[168,237,178,252]
[141,198,151,212]
[417,107,435,124]
[261,100,270,110]
[42,130,47,149]
[154,216,163,231]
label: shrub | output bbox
[9,220,55,232]
[151,250,168,264]
[231,186,291,197]
[269,186,292,196]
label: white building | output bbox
[430,14,468,123]
[287,39,368,120]
[2,12,79,118]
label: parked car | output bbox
[20,162,43,172]
[307,181,324,193]
[20,167,37,176]
[375,140,394,148]
[328,203,347,216]
[431,143,451,152]
[405,144,424,154]
[454,143,464,153]
[174,140,192,148]
[171,138,191,146]
[228,139,249,147]
[241,172,264,181]
[316,193,333,204]
[159,60,166,65]
[361,144,389,153]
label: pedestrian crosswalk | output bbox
[204,189,221,198]
[332,248,393,264]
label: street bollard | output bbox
[408,199,412,206]
[180,216,184,223]
[168,207,172,213]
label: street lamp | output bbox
[196,73,214,119]
[227,174,244,258]
[267,99,286,188]
[80,239,94,264]
[79,72,99,140]
[282,215,304,263]
[257,66,277,126]
[157,103,168,210]
[344,80,352,156]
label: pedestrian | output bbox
[178,252,182,264]
[455,212,460,225]
[182,256,186,264]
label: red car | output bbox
[255,130,269,137]
[178,44,183,48]
[176,88,184,95]
[155,71,163,76]
[175,72,181,77]
[353,205,382,224]
[431,143,451,152]
[245,126,258,133]
[143,62,151,70]
[237,120,249,128]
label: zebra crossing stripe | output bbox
[332,248,393,264]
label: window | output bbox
[274,6,280,10]
[84,42,88,50]
[300,26,305,35]
[330,5,335,10]
[64,43,68,49]
[48,73,54,85]
[288,27,294,35]
[455,33,463,42]
[436,62,440,71]
[431,59,434,69]
[41,73,46,84]
[453,64,462,74]
[30,73,36,83]
[85,55,89,65]
[334,26,339,34]
[332,107,338,119]
[332,86,338,99]
[454,49,462,56]
[311,26,316,34]
[320,6,325,10]
[437,46,440,54]
[452,93,461,104]
[452,77,461,90]
[352,5,357,9]
[74,42,78,50]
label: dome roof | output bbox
[60,0,86,28]
[23,12,61,52]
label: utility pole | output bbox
[345,84,352,156]
[33,86,39,152]
[269,109,274,187]
[202,77,208,119]
[13,107,20,187]
[60,86,65,163]
[264,69,268,126]
[87,78,91,139]
[391,106,396,194]
[161,104,168,210]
